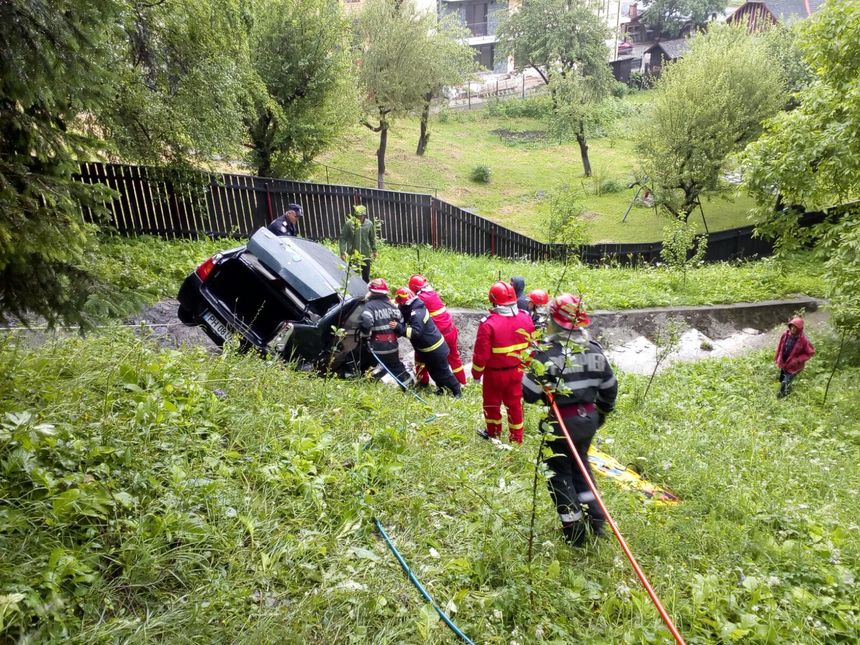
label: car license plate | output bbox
[202,310,230,340]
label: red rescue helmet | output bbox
[527,289,549,306]
[368,278,389,294]
[408,274,429,293]
[549,294,590,330]
[488,281,517,306]
[394,287,414,305]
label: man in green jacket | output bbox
[339,204,377,282]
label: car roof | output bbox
[247,228,367,302]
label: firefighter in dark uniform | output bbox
[472,281,535,443]
[522,294,618,546]
[359,278,412,389]
[394,287,461,397]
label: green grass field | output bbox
[311,94,757,244]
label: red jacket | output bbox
[416,288,454,334]
[471,308,535,378]
[775,317,815,374]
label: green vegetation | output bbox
[745,0,860,337]
[497,0,613,177]
[2,322,859,642]
[311,100,758,243]
[91,236,825,311]
[638,25,784,223]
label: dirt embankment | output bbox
[126,296,826,376]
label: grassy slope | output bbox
[310,94,757,243]
[1,329,858,643]
[92,236,826,311]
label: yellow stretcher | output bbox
[588,448,680,505]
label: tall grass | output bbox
[91,235,826,311]
[2,325,858,642]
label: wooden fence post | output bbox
[265,181,273,223]
[431,199,438,249]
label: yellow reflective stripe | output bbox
[472,365,485,372]
[491,342,529,354]
[484,418,503,425]
[452,365,464,373]
[418,337,445,353]
[406,327,412,339]
[429,306,447,317]
[422,311,430,323]
[509,422,524,430]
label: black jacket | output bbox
[511,276,529,312]
[396,299,447,356]
[359,294,402,355]
[522,330,617,413]
[267,215,297,237]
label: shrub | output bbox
[543,185,590,247]
[469,165,492,184]
[484,94,552,119]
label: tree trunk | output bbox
[575,120,592,177]
[416,93,432,156]
[822,330,846,406]
[377,118,388,189]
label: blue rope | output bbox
[373,518,476,645]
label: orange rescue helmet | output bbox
[489,281,517,306]
[549,294,590,330]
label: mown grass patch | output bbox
[1,323,859,642]
[310,93,755,243]
[91,235,826,311]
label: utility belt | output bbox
[556,402,596,417]
[371,332,397,343]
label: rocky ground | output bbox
[121,297,829,377]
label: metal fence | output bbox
[76,161,826,264]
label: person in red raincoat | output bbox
[774,316,815,398]
[408,275,467,386]
[472,281,535,443]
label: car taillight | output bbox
[195,254,220,281]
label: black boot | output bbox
[562,521,587,547]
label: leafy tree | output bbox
[355,0,438,188]
[414,17,476,156]
[744,0,860,336]
[636,25,783,222]
[497,0,611,176]
[640,0,727,39]
[759,23,815,100]
[0,0,123,328]
[247,0,358,178]
[99,0,255,167]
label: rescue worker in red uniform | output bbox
[472,281,535,443]
[394,288,461,397]
[408,274,466,386]
[527,289,550,329]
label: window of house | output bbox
[465,3,489,36]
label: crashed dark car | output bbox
[177,228,374,376]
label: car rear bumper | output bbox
[177,274,267,350]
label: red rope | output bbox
[546,392,686,645]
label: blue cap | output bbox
[287,203,303,216]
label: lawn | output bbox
[310,92,757,244]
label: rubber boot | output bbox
[562,521,587,547]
